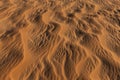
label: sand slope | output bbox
[0,0,120,80]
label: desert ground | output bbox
[0,0,120,80]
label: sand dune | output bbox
[0,0,120,80]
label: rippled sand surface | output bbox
[0,0,120,80]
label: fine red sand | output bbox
[0,0,120,80]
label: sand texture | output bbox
[0,0,120,80]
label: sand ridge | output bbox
[0,0,120,80]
